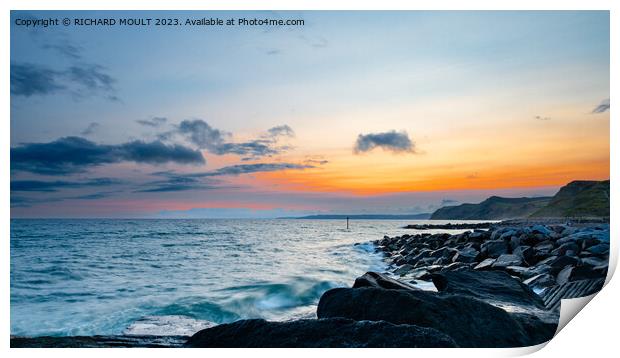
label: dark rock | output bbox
[513,245,535,264]
[317,287,533,347]
[547,256,580,275]
[520,264,552,279]
[492,254,523,269]
[481,240,509,258]
[452,247,480,263]
[185,318,458,348]
[504,265,529,278]
[431,269,546,310]
[394,264,414,276]
[10,335,188,348]
[534,241,555,253]
[474,258,496,270]
[523,274,556,289]
[510,312,557,345]
[551,242,580,256]
[586,243,609,255]
[353,272,418,291]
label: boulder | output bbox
[431,269,546,310]
[586,243,610,255]
[185,318,458,348]
[481,240,509,258]
[394,264,414,276]
[523,274,556,289]
[512,245,535,264]
[492,254,523,269]
[452,247,480,263]
[547,256,580,275]
[353,272,418,291]
[474,258,496,270]
[317,287,534,347]
[551,242,580,256]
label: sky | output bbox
[10,10,610,218]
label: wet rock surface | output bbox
[185,318,458,348]
[317,285,548,347]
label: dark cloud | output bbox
[534,115,551,121]
[10,63,64,97]
[353,130,415,154]
[592,98,610,114]
[137,117,168,127]
[10,62,118,101]
[11,136,205,175]
[265,125,295,138]
[167,119,294,160]
[175,119,230,150]
[197,162,314,177]
[81,122,100,136]
[11,178,121,192]
[42,41,83,60]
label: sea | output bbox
[10,219,471,337]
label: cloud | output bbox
[137,117,168,127]
[81,122,100,136]
[592,98,610,113]
[353,130,415,154]
[42,41,83,60]
[10,63,64,97]
[136,175,223,193]
[11,136,205,175]
[534,115,551,121]
[202,162,313,176]
[140,162,314,192]
[10,62,118,101]
[165,119,295,160]
[11,178,121,192]
[265,125,295,138]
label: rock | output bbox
[10,335,188,348]
[532,225,552,237]
[556,265,607,285]
[504,266,529,278]
[510,312,557,345]
[492,254,523,269]
[581,257,608,268]
[481,240,508,258]
[185,318,458,348]
[523,274,556,289]
[317,287,534,347]
[394,264,414,276]
[431,269,546,310]
[534,241,555,253]
[551,242,580,256]
[547,256,580,275]
[556,266,574,285]
[353,272,418,291]
[474,258,496,270]
[452,247,480,263]
[586,243,609,255]
[520,264,552,279]
[512,245,535,264]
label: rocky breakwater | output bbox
[375,223,609,309]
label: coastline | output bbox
[11,220,610,348]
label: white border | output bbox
[2,1,617,357]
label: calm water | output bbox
[10,219,467,337]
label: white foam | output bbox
[124,315,216,336]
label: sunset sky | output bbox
[10,11,610,218]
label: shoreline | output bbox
[11,220,610,348]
